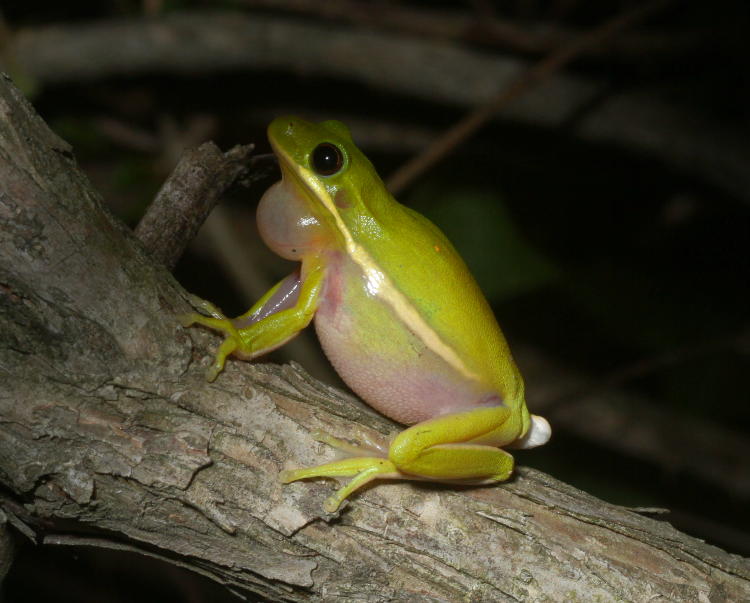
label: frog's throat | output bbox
[284,160,481,383]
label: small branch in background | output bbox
[155,114,219,172]
[94,114,220,164]
[243,0,535,48]
[9,13,749,203]
[94,116,160,153]
[386,0,672,194]
[518,339,750,502]
[142,0,164,17]
[577,328,750,399]
[134,142,255,269]
[243,0,704,61]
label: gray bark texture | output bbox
[0,74,749,602]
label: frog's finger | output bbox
[205,336,240,382]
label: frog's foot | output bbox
[282,430,396,512]
[280,456,400,513]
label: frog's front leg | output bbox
[281,405,518,512]
[180,259,324,381]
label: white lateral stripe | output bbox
[296,165,479,381]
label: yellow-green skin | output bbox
[182,117,551,512]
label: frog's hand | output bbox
[281,405,518,512]
[183,258,325,381]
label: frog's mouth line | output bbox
[272,140,343,229]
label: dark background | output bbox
[1,1,748,601]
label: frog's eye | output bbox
[311,143,344,176]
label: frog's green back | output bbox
[365,196,524,402]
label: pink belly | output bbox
[313,268,489,425]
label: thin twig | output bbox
[134,142,254,269]
[386,0,673,194]
[536,326,750,410]
[242,0,698,60]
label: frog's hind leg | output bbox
[387,405,518,482]
[280,405,519,512]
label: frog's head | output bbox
[267,116,389,248]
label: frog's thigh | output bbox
[389,406,515,481]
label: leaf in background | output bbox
[408,185,558,301]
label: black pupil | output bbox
[311,143,343,176]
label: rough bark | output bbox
[6,11,750,204]
[0,75,748,602]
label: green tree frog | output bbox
[181,117,551,512]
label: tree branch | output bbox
[6,11,750,204]
[241,0,717,62]
[134,141,255,269]
[1,74,748,601]
[386,0,671,192]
